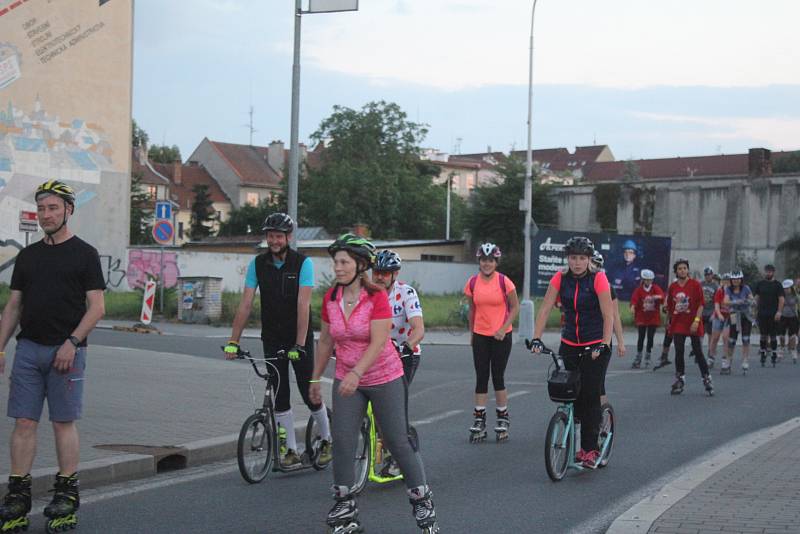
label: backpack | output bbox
[468,273,510,323]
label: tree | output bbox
[218,199,281,236]
[302,101,462,238]
[189,184,215,240]
[132,119,149,149]
[467,156,558,286]
[148,144,182,164]
[130,172,154,245]
[773,151,800,174]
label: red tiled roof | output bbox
[582,154,751,182]
[152,161,230,207]
[431,159,483,170]
[209,140,282,188]
[131,149,170,185]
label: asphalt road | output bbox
[18,331,800,533]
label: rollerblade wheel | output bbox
[46,514,78,533]
[421,524,440,533]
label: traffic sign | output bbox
[19,210,37,222]
[140,280,157,324]
[152,220,174,245]
[19,221,38,232]
[155,201,172,221]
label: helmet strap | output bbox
[43,207,70,244]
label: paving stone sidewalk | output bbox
[0,340,327,477]
[648,426,800,534]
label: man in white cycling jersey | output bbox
[372,249,425,477]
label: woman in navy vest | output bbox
[529,237,614,468]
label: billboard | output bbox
[0,0,133,283]
[532,229,672,301]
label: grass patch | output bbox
[0,283,637,329]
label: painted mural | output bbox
[0,0,133,281]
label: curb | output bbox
[2,425,305,498]
[605,416,800,534]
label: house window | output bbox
[147,185,157,200]
[421,254,454,262]
[178,222,184,239]
[246,192,259,206]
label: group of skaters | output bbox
[3,182,798,533]
[628,260,799,393]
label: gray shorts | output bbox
[7,339,87,422]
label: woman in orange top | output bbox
[464,243,520,443]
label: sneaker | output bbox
[582,450,601,468]
[280,449,303,470]
[317,440,332,466]
[381,457,402,478]
[575,448,587,463]
[707,356,715,369]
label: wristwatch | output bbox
[68,335,81,348]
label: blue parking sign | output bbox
[155,201,172,220]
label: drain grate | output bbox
[94,444,188,472]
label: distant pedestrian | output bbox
[754,264,784,367]
[630,269,664,368]
[711,273,731,373]
[777,279,799,363]
[665,259,713,395]
[0,181,106,532]
[723,271,755,374]
[700,267,719,368]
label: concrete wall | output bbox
[122,247,478,295]
[0,0,133,281]
[554,174,800,276]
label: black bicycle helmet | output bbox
[564,236,594,257]
[328,233,377,269]
[262,212,294,233]
[375,250,402,272]
[673,258,690,273]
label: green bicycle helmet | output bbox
[328,233,377,269]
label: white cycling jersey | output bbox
[388,281,423,355]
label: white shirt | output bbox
[388,281,423,354]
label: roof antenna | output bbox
[244,105,257,146]
[593,132,596,145]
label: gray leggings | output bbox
[332,377,426,489]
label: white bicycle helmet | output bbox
[640,269,655,280]
[477,243,502,259]
[783,279,794,289]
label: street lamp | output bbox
[519,0,539,340]
[287,0,359,246]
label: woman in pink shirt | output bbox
[309,234,437,534]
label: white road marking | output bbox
[411,409,464,426]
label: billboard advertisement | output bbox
[532,229,672,301]
[0,0,133,284]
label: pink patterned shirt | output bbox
[321,285,403,386]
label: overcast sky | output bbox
[132,0,800,160]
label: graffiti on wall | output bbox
[126,249,179,289]
[0,0,132,282]
[99,254,126,288]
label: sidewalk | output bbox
[0,340,330,496]
[608,417,800,534]
[96,318,652,348]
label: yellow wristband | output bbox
[350,369,363,378]
[309,379,321,383]
[693,317,701,323]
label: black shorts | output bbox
[777,316,800,336]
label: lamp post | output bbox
[519,0,538,340]
[287,0,359,246]
[446,172,455,240]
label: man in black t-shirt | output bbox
[0,181,105,530]
[754,264,784,367]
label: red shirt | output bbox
[631,284,664,326]
[714,287,729,318]
[667,278,705,336]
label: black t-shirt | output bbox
[10,236,106,346]
[754,279,783,316]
